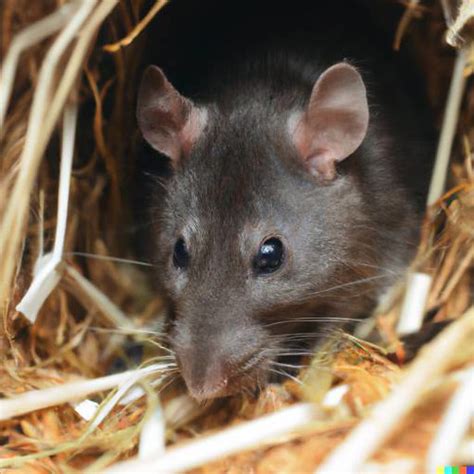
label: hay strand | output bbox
[0,0,97,309]
[105,403,320,473]
[65,264,134,329]
[0,1,78,130]
[0,362,170,421]
[427,47,468,206]
[426,367,474,471]
[315,305,474,473]
[138,404,166,458]
[447,0,474,46]
[16,102,78,322]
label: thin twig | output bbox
[393,0,421,51]
[103,0,169,52]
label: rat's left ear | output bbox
[291,63,369,181]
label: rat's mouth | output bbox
[178,350,273,401]
[198,365,270,401]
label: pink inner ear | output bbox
[291,118,339,180]
[290,63,369,180]
[306,150,338,180]
[180,108,208,157]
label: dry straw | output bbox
[0,0,473,472]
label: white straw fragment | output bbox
[322,384,349,408]
[15,254,62,322]
[118,376,165,406]
[455,438,474,464]
[66,264,134,328]
[426,367,474,472]
[72,399,100,421]
[106,403,318,473]
[53,105,78,260]
[0,363,167,421]
[16,103,78,323]
[89,370,166,432]
[139,405,166,459]
[117,386,146,406]
[427,47,467,206]
[315,306,474,474]
[163,394,201,429]
[0,1,79,130]
[447,2,474,46]
[397,272,432,335]
[360,459,417,473]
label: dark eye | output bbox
[253,237,284,275]
[173,238,189,269]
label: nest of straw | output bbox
[0,1,473,472]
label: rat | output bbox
[135,5,435,401]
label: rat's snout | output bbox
[178,350,232,400]
[172,324,266,400]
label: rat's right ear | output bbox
[137,66,207,164]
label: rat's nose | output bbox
[184,358,230,400]
[177,345,258,401]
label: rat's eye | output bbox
[253,237,284,275]
[173,238,189,269]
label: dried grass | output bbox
[0,0,473,472]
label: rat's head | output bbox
[137,63,372,400]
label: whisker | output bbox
[147,340,176,355]
[156,374,180,395]
[268,334,335,343]
[274,351,317,357]
[89,326,168,339]
[304,274,393,297]
[65,251,155,267]
[267,368,304,386]
[270,361,309,370]
[263,316,361,329]
[268,328,338,338]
